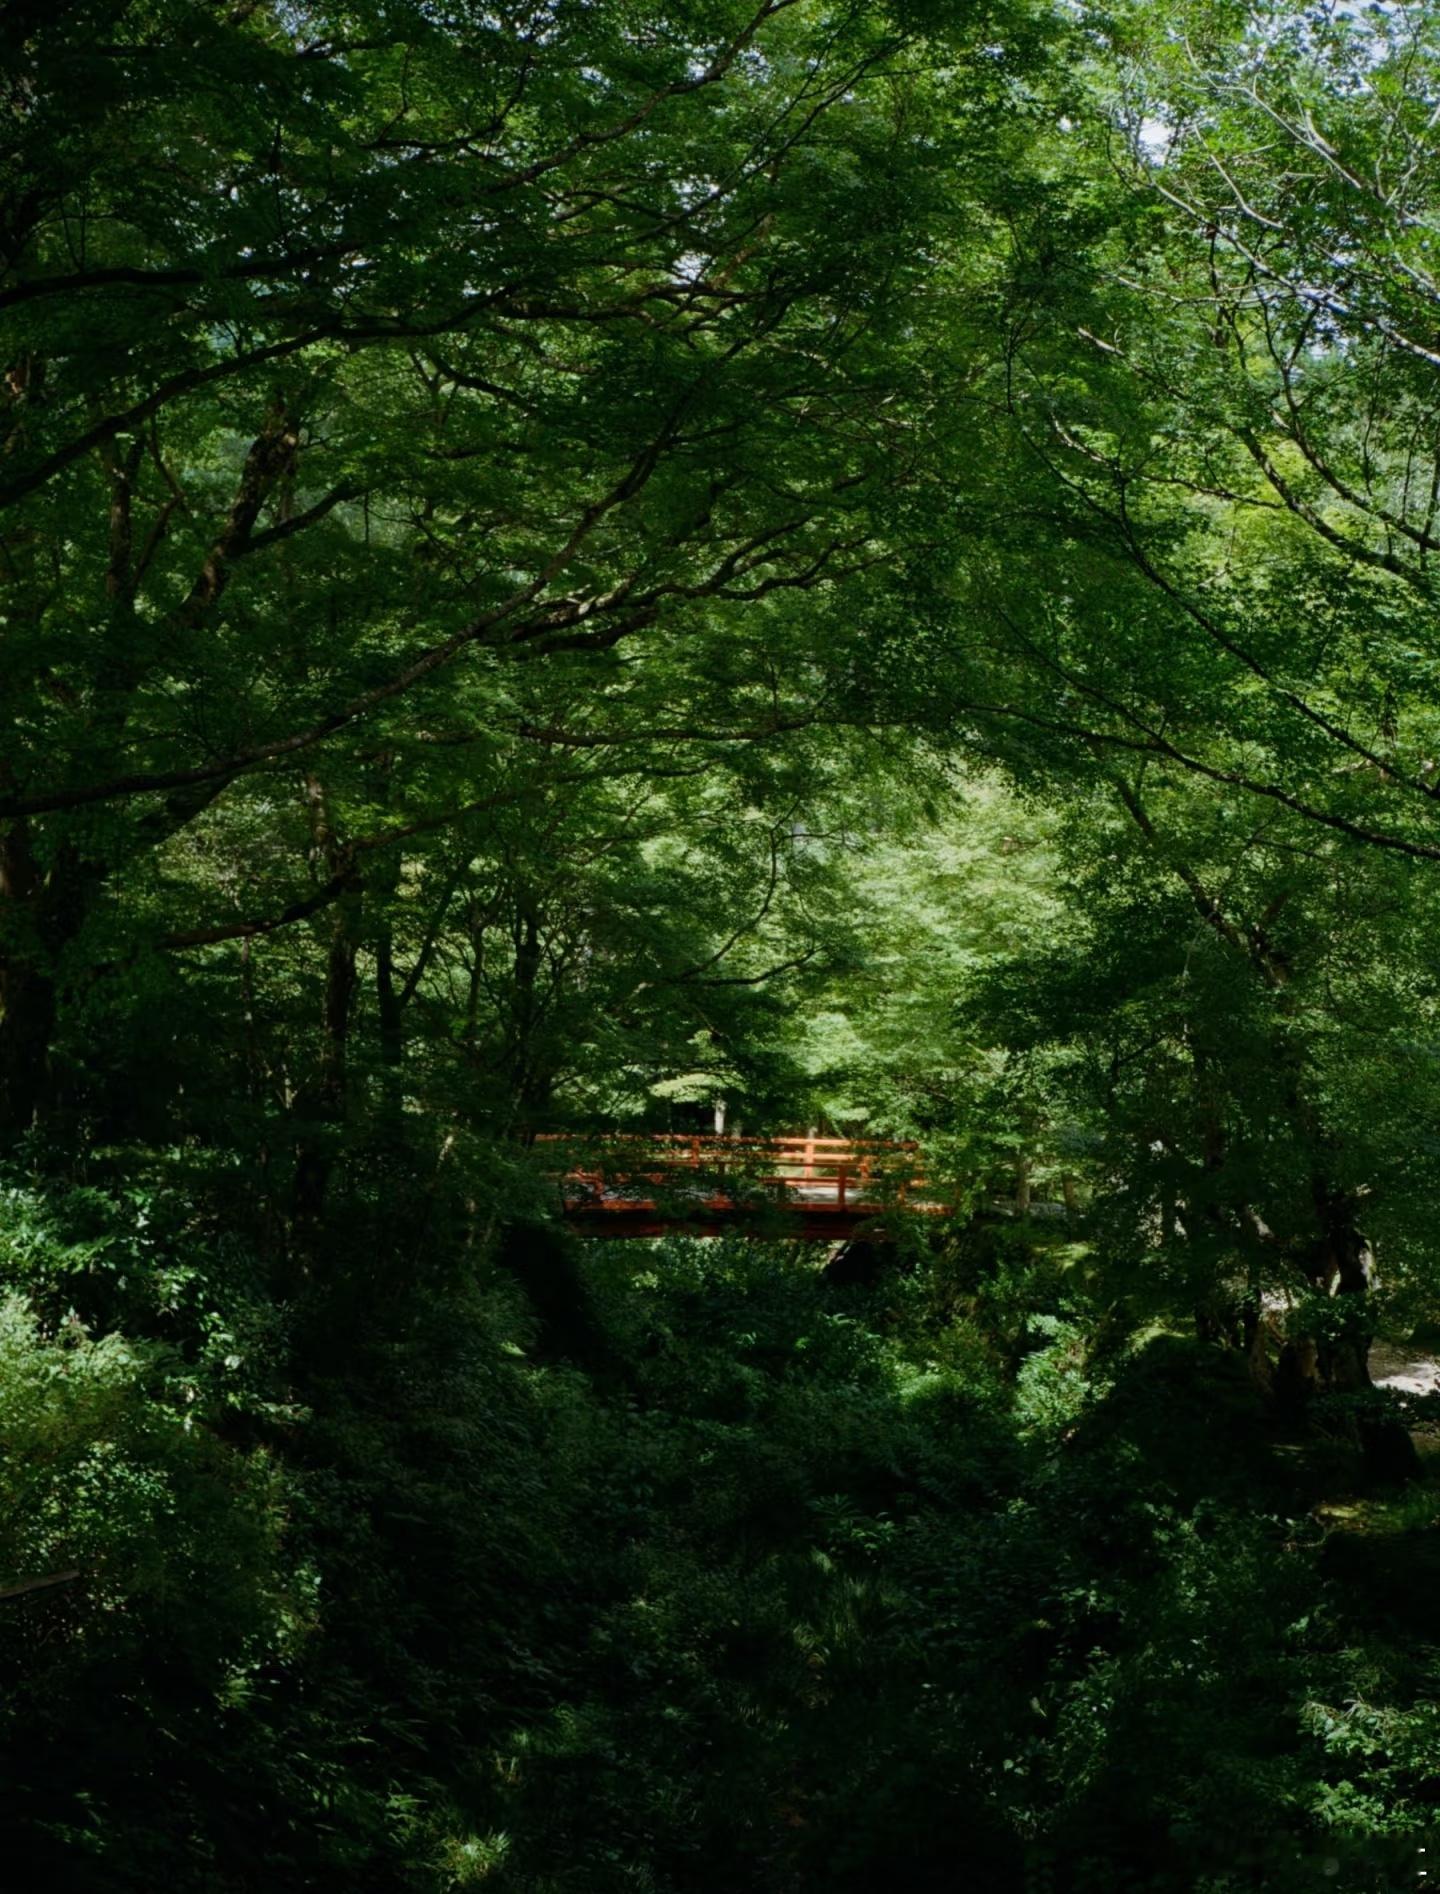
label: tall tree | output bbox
[939,2,1440,879]
[0,0,1045,1136]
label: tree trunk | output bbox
[1304,1179,1420,1484]
[1307,1179,1374,1390]
[376,930,403,1070]
[505,897,552,1135]
[0,820,96,1141]
[292,776,361,1222]
[292,896,361,1222]
[1014,1156,1031,1216]
[0,820,54,1139]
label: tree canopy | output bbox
[7,2,1440,1889]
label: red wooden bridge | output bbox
[540,1133,950,1239]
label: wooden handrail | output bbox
[535,1132,917,1152]
[540,1132,942,1230]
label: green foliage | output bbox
[0,1291,301,1889]
[10,0,1440,1887]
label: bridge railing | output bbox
[534,1133,932,1220]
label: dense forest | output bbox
[7,0,1440,1886]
